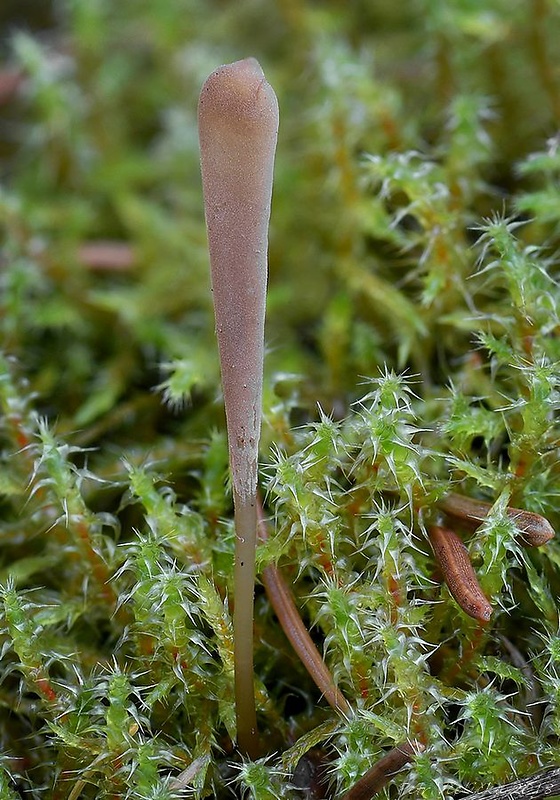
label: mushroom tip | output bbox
[231,57,265,75]
[198,56,278,139]
[198,57,278,129]
[201,57,266,94]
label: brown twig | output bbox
[77,241,135,271]
[457,768,560,800]
[439,493,555,547]
[428,525,492,623]
[341,740,423,800]
[257,501,352,717]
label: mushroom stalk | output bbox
[198,58,278,758]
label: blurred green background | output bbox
[2,0,559,461]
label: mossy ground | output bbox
[2,1,560,798]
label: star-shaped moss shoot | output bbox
[198,58,278,758]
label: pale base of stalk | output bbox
[233,492,259,758]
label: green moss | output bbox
[1,0,560,796]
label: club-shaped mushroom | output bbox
[198,57,278,757]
